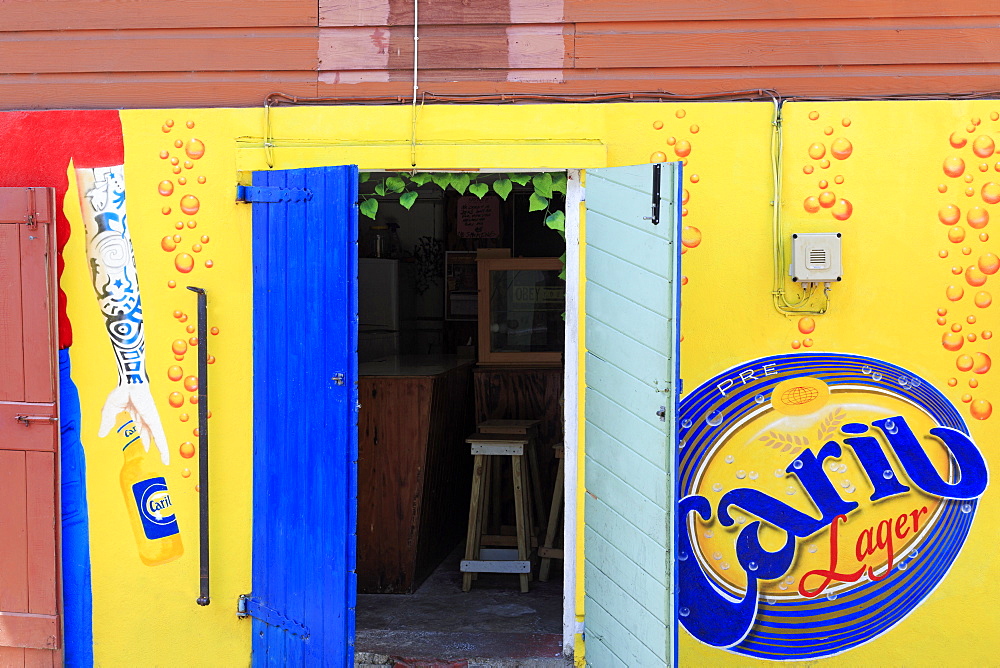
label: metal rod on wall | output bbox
[187,285,211,606]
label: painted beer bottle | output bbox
[120,436,183,566]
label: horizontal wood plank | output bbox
[0,0,317,31]
[1,28,318,74]
[320,0,564,26]
[565,0,1000,22]
[575,20,1000,68]
[318,25,572,71]
[0,403,58,452]
[0,612,59,650]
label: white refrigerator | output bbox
[358,258,401,362]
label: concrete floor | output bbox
[355,544,569,667]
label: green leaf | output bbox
[469,182,489,199]
[431,173,452,190]
[375,181,387,196]
[528,192,548,212]
[385,176,406,193]
[359,198,378,219]
[451,173,472,195]
[492,178,513,200]
[558,269,566,281]
[509,173,531,186]
[544,210,565,232]
[532,172,553,198]
[408,172,433,186]
[551,172,567,194]
[359,173,371,183]
[399,191,419,210]
[559,252,566,264]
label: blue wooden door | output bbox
[583,164,681,666]
[246,166,358,666]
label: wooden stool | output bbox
[539,444,565,582]
[461,432,537,593]
[477,419,545,533]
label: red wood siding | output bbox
[0,1,998,107]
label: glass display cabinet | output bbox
[476,257,565,365]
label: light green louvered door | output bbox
[583,163,681,667]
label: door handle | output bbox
[15,415,58,426]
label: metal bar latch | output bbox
[15,415,57,426]
[187,285,211,606]
[643,163,662,225]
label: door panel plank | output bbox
[0,613,58,650]
[25,452,57,616]
[20,218,55,404]
[0,451,29,612]
[0,402,58,452]
[0,224,25,402]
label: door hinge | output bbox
[656,406,666,422]
[236,185,313,203]
[237,595,310,638]
[332,372,346,386]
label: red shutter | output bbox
[0,188,61,667]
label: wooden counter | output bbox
[357,356,475,594]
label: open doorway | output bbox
[354,171,572,664]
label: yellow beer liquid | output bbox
[120,441,184,566]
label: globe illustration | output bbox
[781,385,820,406]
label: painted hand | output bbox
[98,383,171,465]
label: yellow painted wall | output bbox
[45,100,1000,665]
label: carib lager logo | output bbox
[676,353,988,660]
[132,478,179,540]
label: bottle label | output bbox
[132,477,179,540]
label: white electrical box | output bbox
[790,233,842,283]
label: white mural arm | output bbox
[77,165,170,465]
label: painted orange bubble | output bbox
[944,157,966,178]
[971,399,993,420]
[965,173,975,183]
[834,175,844,185]
[182,468,192,478]
[808,111,819,120]
[798,317,816,334]
[650,151,668,164]
[170,157,179,166]
[975,291,993,307]
[186,324,195,334]
[187,120,195,129]
[948,378,958,387]
[985,330,994,339]
[957,355,975,372]
[179,442,195,459]
[172,167,182,175]
[938,308,948,316]
[941,332,965,352]
[981,232,990,242]
[189,337,199,346]
[173,139,183,149]
[190,396,199,405]
[174,221,184,230]
[979,253,999,275]
[939,205,961,225]
[159,150,169,159]
[210,327,220,335]
[949,226,966,243]
[966,265,987,287]
[681,276,688,286]
[966,187,976,197]
[842,118,851,127]
[963,246,973,255]
[198,176,207,184]
[967,207,989,228]
[179,413,189,422]
[207,355,216,364]
[791,340,801,349]
[808,143,826,160]
[820,159,830,169]
[179,314,188,323]
[185,139,206,160]
[682,226,702,248]
[169,392,184,408]
[184,161,193,170]
[937,317,947,325]
[972,116,981,125]
[803,165,814,175]
[674,141,692,158]
[824,126,834,136]
[993,112,1000,121]
[830,138,853,160]
[161,125,171,133]
[167,366,183,381]
[818,191,837,208]
[172,339,188,355]
[178,177,187,186]
[676,109,686,118]
[940,250,949,258]
[158,180,174,197]
[161,206,171,215]
[165,119,174,127]
[184,376,198,392]
[962,394,973,403]
[968,314,977,323]
[970,378,979,387]
[667,137,676,146]
[952,323,963,332]
[968,333,978,342]
[973,135,996,158]
[179,195,200,215]
[950,132,968,149]
[681,208,688,217]
[947,285,965,301]
[804,196,821,213]
[831,198,853,221]
[803,338,814,347]
[205,260,214,268]
[167,280,176,289]
[175,253,194,273]
[187,220,197,229]
[653,120,663,130]
[952,266,963,275]
[161,236,177,252]
[818,179,829,189]
[192,244,202,253]
[967,124,976,133]
[981,163,990,172]
[973,352,992,374]
[173,310,183,319]
[982,182,1000,204]
[690,124,700,134]
[682,190,690,204]
[171,234,181,243]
